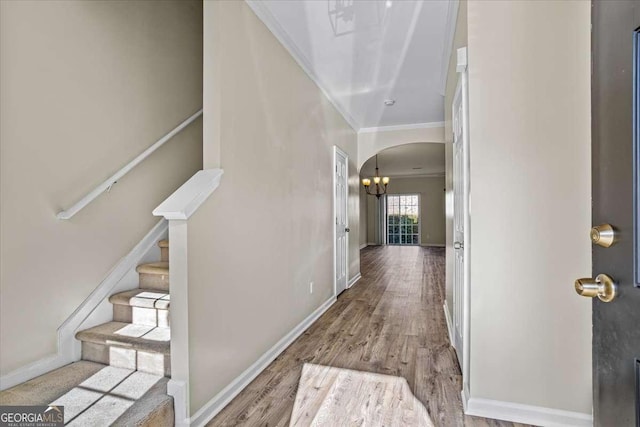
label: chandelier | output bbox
[362,155,390,198]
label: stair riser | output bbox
[115,398,174,427]
[82,342,170,377]
[113,306,170,328]
[160,247,169,263]
[139,272,169,291]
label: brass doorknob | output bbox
[591,224,617,247]
[575,274,617,302]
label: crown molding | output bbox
[358,121,445,134]
[245,0,360,132]
[439,0,460,96]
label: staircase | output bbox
[0,240,174,426]
[76,240,171,378]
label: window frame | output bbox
[385,193,421,246]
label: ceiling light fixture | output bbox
[362,155,390,198]
[384,99,396,106]
[385,0,393,8]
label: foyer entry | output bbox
[207,246,525,426]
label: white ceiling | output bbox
[360,143,445,178]
[247,0,458,130]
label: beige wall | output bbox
[187,0,358,413]
[0,0,203,375]
[357,127,445,170]
[444,0,467,322]
[359,186,368,248]
[466,0,591,414]
[366,197,381,245]
[365,177,445,246]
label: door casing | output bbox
[452,47,471,398]
[333,146,349,296]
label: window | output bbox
[386,194,420,245]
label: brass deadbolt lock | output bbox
[575,274,617,302]
[591,224,617,248]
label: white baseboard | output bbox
[0,353,64,393]
[367,242,379,246]
[359,243,368,250]
[421,243,445,247]
[461,384,470,412]
[348,272,362,288]
[443,301,454,346]
[188,296,337,427]
[464,396,592,427]
[0,219,168,391]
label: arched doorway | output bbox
[359,142,445,248]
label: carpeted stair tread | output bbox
[112,376,173,426]
[0,361,105,406]
[136,262,169,276]
[1,362,174,426]
[110,289,170,310]
[158,240,169,248]
[76,322,170,355]
[56,369,171,426]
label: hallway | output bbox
[209,246,525,426]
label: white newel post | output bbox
[153,169,224,427]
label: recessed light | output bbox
[384,99,396,106]
[385,0,393,8]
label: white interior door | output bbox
[452,49,470,384]
[334,146,348,296]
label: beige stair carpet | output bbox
[290,364,434,427]
[0,362,172,426]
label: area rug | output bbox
[290,363,434,426]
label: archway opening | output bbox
[359,142,445,248]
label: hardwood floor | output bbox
[290,364,433,426]
[208,245,527,427]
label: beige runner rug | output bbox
[290,363,434,426]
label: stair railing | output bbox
[56,108,203,220]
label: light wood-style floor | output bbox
[208,245,527,426]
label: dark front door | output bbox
[591,1,640,425]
